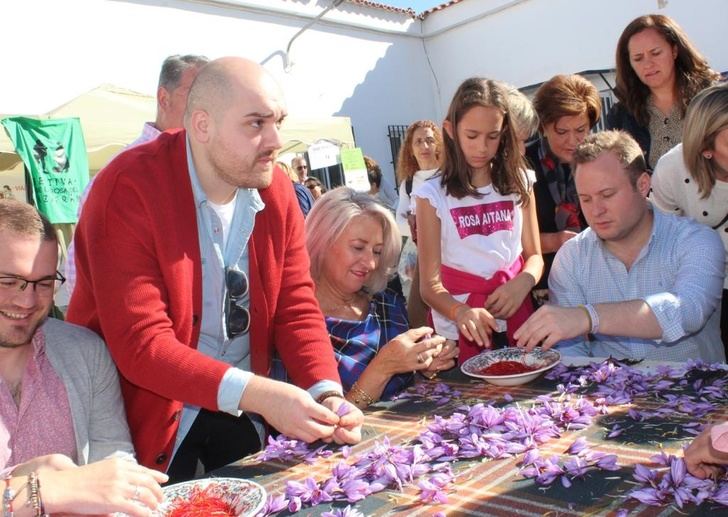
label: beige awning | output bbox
[1,84,355,175]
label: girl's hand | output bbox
[422,339,459,377]
[376,327,446,374]
[485,275,532,319]
[453,306,497,347]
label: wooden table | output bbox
[214,362,728,516]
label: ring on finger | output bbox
[131,484,141,501]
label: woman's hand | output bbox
[422,339,459,377]
[375,327,446,375]
[42,457,168,517]
[485,275,533,319]
[453,305,497,347]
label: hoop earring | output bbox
[704,152,713,160]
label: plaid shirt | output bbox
[328,289,413,400]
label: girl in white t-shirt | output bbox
[395,120,443,327]
[413,78,543,363]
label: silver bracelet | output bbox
[583,303,600,334]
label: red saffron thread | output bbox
[479,360,535,376]
[167,485,238,517]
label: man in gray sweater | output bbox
[0,199,133,475]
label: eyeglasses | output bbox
[296,165,308,171]
[0,271,66,296]
[225,268,250,338]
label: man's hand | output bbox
[42,457,168,516]
[240,376,339,443]
[684,425,728,479]
[513,305,590,351]
[320,396,363,445]
[10,453,77,476]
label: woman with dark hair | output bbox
[526,74,601,301]
[607,14,720,168]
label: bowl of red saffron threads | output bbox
[461,347,561,386]
[158,477,266,516]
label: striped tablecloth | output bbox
[214,366,728,516]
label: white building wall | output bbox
[2,0,438,195]
[424,0,728,114]
[2,0,726,191]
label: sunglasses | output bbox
[225,268,250,338]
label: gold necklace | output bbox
[319,293,368,318]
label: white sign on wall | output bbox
[307,141,340,170]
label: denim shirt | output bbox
[173,139,341,459]
[173,139,265,456]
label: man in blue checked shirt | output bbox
[514,130,725,363]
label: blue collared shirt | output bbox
[549,206,725,363]
[173,139,341,458]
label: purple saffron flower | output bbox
[288,496,302,513]
[670,457,687,486]
[595,454,619,471]
[710,483,728,506]
[567,437,589,455]
[337,402,352,417]
[417,478,449,504]
[255,494,288,517]
[321,506,365,517]
[629,487,665,506]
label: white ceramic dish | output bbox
[461,347,561,386]
[158,477,266,516]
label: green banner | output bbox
[1,116,89,223]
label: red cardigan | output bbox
[66,130,340,471]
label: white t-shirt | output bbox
[208,192,238,247]
[412,173,531,338]
[395,168,439,238]
[652,143,728,289]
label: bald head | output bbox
[185,57,281,125]
[184,57,287,201]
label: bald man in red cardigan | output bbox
[67,57,362,480]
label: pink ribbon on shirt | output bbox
[440,256,534,364]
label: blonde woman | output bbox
[306,188,456,406]
[652,83,728,352]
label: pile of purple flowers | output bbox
[256,391,612,515]
[253,359,728,516]
[628,452,728,508]
[546,359,728,421]
[392,381,462,406]
[519,437,619,487]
